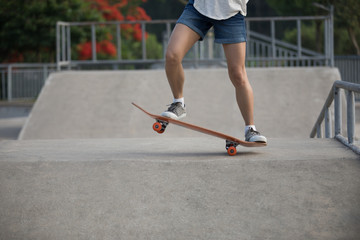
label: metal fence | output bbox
[335,56,360,100]
[56,15,333,69]
[0,64,57,101]
[246,16,334,67]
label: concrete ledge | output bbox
[0,138,359,240]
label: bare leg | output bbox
[165,24,200,99]
[222,42,254,126]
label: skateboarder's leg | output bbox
[165,23,200,99]
[222,42,254,126]
[222,42,267,142]
[161,24,200,119]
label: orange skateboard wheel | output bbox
[152,122,163,133]
[227,146,237,156]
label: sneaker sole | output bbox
[161,112,186,120]
[247,135,267,143]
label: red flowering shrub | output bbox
[77,42,92,60]
[77,0,152,60]
[92,0,125,21]
[77,40,117,60]
[91,0,150,40]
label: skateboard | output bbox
[132,102,267,156]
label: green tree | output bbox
[266,0,318,16]
[321,0,360,55]
[266,0,325,53]
[0,0,163,64]
[0,0,104,63]
[265,0,360,55]
[141,0,184,20]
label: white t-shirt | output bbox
[193,0,249,20]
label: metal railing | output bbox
[246,15,333,67]
[310,80,360,154]
[56,19,176,70]
[335,56,360,100]
[0,63,57,101]
[56,14,334,69]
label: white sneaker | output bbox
[161,102,186,120]
[245,127,267,143]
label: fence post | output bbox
[116,24,122,60]
[297,19,302,61]
[61,25,66,63]
[7,65,12,102]
[67,25,71,69]
[323,18,328,66]
[271,19,276,66]
[329,5,334,67]
[346,90,355,144]
[141,22,146,60]
[43,65,48,84]
[56,22,61,71]
[1,70,5,99]
[91,24,97,62]
[334,86,341,135]
[325,107,331,137]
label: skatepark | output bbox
[0,67,359,239]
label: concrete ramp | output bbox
[19,67,341,140]
[0,138,359,240]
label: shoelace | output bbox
[247,128,260,137]
[166,102,182,111]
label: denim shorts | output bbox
[177,2,247,44]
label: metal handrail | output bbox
[310,80,360,154]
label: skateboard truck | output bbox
[225,140,239,156]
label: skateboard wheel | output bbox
[152,122,163,133]
[227,146,237,156]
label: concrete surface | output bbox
[2,68,359,240]
[0,137,359,240]
[19,67,341,140]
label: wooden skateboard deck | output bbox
[132,102,266,156]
